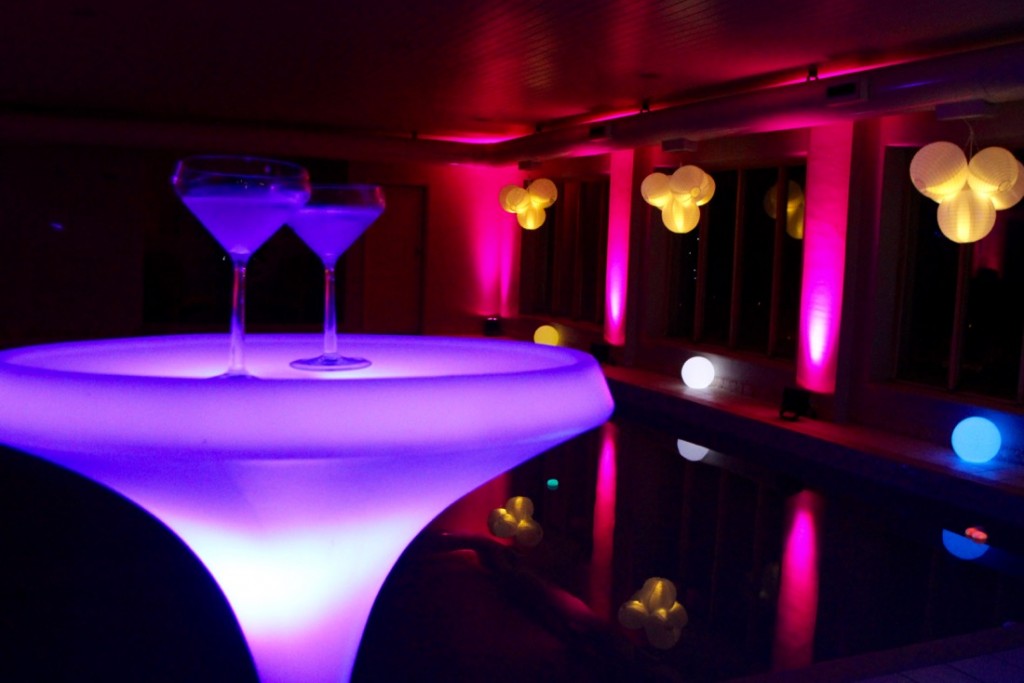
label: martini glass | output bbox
[172,156,310,378]
[288,184,385,371]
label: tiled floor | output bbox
[725,625,1024,682]
[861,649,1024,682]
[857,646,1024,683]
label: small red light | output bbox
[965,527,988,544]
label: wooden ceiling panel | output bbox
[0,0,1022,141]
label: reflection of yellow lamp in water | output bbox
[499,179,558,230]
[618,577,688,649]
[533,325,560,346]
[488,496,543,546]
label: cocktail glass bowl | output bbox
[287,184,385,371]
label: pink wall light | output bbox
[797,123,854,394]
[605,150,635,346]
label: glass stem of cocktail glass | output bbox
[321,260,339,362]
[227,257,248,377]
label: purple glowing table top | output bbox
[0,333,614,683]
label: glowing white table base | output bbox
[0,334,614,682]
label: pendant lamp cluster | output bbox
[910,142,1023,243]
[641,165,716,233]
[763,180,806,239]
[499,178,558,230]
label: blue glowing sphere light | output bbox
[951,416,1001,463]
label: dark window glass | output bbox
[518,202,556,316]
[663,164,804,359]
[899,192,957,386]
[577,180,609,324]
[775,166,806,358]
[702,170,737,345]
[737,168,777,351]
[896,145,1024,401]
[519,178,608,325]
[960,205,1024,398]
[665,208,699,339]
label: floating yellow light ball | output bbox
[499,179,559,229]
[695,173,716,207]
[499,185,530,213]
[991,160,1024,210]
[642,165,715,233]
[640,172,672,208]
[662,196,700,234]
[517,205,546,230]
[911,142,1022,243]
[764,180,806,239]
[937,187,996,243]
[527,178,558,208]
[668,165,705,200]
[533,324,560,345]
[967,146,1019,195]
[910,141,969,202]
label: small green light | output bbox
[546,478,559,491]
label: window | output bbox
[893,146,1024,401]
[663,165,806,358]
[519,178,609,325]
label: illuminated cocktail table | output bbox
[0,334,613,682]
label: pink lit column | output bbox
[797,123,854,394]
[605,150,635,346]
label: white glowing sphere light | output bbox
[681,356,715,389]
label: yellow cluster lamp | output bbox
[910,142,1024,243]
[499,178,559,230]
[764,180,806,239]
[641,165,716,233]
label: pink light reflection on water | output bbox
[797,123,853,394]
[0,334,614,683]
[588,422,618,618]
[772,490,824,671]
